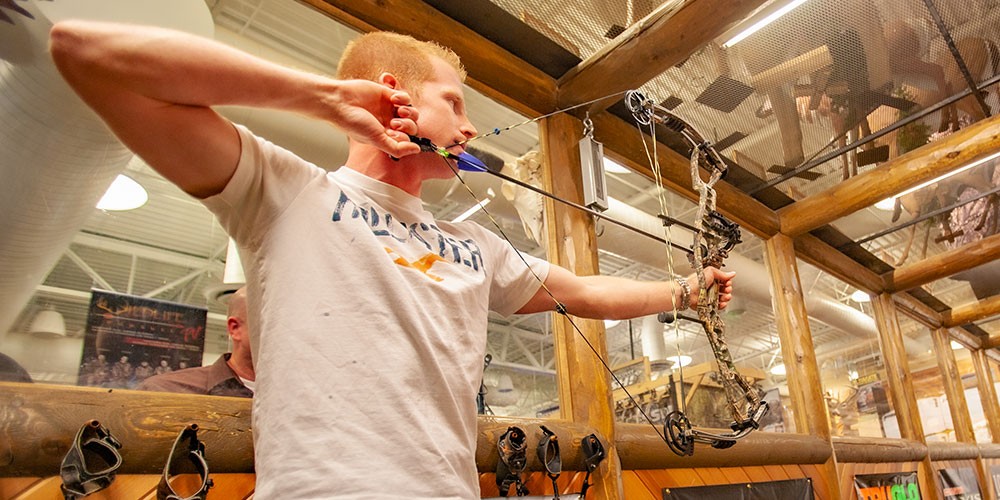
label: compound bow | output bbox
[625,90,768,455]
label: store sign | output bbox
[662,478,813,499]
[854,471,921,500]
[77,289,207,389]
[937,467,982,500]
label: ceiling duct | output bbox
[0,0,214,338]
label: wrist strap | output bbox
[157,424,213,500]
[60,420,123,500]
[674,275,691,310]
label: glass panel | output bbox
[815,273,895,438]
[904,317,956,442]
[952,345,992,443]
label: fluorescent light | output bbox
[770,363,787,376]
[874,198,896,211]
[723,0,809,48]
[604,319,621,328]
[894,150,1000,200]
[667,355,692,368]
[850,290,870,303]
[603,157,631,174]
[451,198,491,223]
[97,174,147,211]
[951,340,963,350]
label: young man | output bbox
[139,287,255,397]
[50,23,734,498]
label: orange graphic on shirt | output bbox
[385,247,445,282]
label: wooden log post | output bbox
[931,327,991,499]
[971,349,1000,443]
[931,328,977,443]
[538,113,623,500]
[763,233,841,500]
[872,293,941,500]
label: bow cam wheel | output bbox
[664,411,695,456]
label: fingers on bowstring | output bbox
[382,130,421,158]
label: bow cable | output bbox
[631,106,691,420]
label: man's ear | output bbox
[378,72,399,90]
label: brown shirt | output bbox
[138,354,252,398]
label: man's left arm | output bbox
[515,265,734,318]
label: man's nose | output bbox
[460,118,477,140]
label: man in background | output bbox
[139,287,253,398]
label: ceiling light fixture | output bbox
[667,355,692,368]
[850,290,871,303]
[770,363,787,376]
[451,198,492,223]
[96,174,148,211]
[29,305,67,338]
[722,0,808,48]
[604,319,621,328]
[603,157,631,174]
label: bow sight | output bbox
[625,90,769,456]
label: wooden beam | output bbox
[591,111,780,238]
[539,113,623,499]
[0,383,623,477]
[944,293,1000,328]
[765,234,830,439]
[950,327,985,350]
[792,233,885,293]
[893,291,944,329]
[305,0,557,117]
[616,425,830,468]
[764,234,841,500]
[872,293,927,442]
[871,293,943,500]
[557,0,769,110]
[779,114,1000,237]
[885,232,1000,292]
[931,327,977,443]
[832,436,927,463]
[971,349,1000,444]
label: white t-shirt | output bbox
[203,125,548,499]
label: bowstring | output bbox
[437,154,668,444]
[633,118,688,417]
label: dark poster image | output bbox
[77,289,207,389]
[938,467,983,500]
[854,471,921,500]
[662,478,813,500]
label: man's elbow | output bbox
[49,21,96,73]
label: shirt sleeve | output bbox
[201,124,326,250]
[483,230,550,316]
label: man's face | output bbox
[411,57,478,178]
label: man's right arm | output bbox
[50,20,419,198]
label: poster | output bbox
[854,471,921,500]
[77,289,207,389]
[937,467,982,500]
[662,478,813,499]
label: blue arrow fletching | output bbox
[456,151,488,172]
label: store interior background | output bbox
[2,0,999,443]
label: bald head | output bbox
[228,287,247,322]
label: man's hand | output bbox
[326,80,421,159]
[692,267,736,310]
